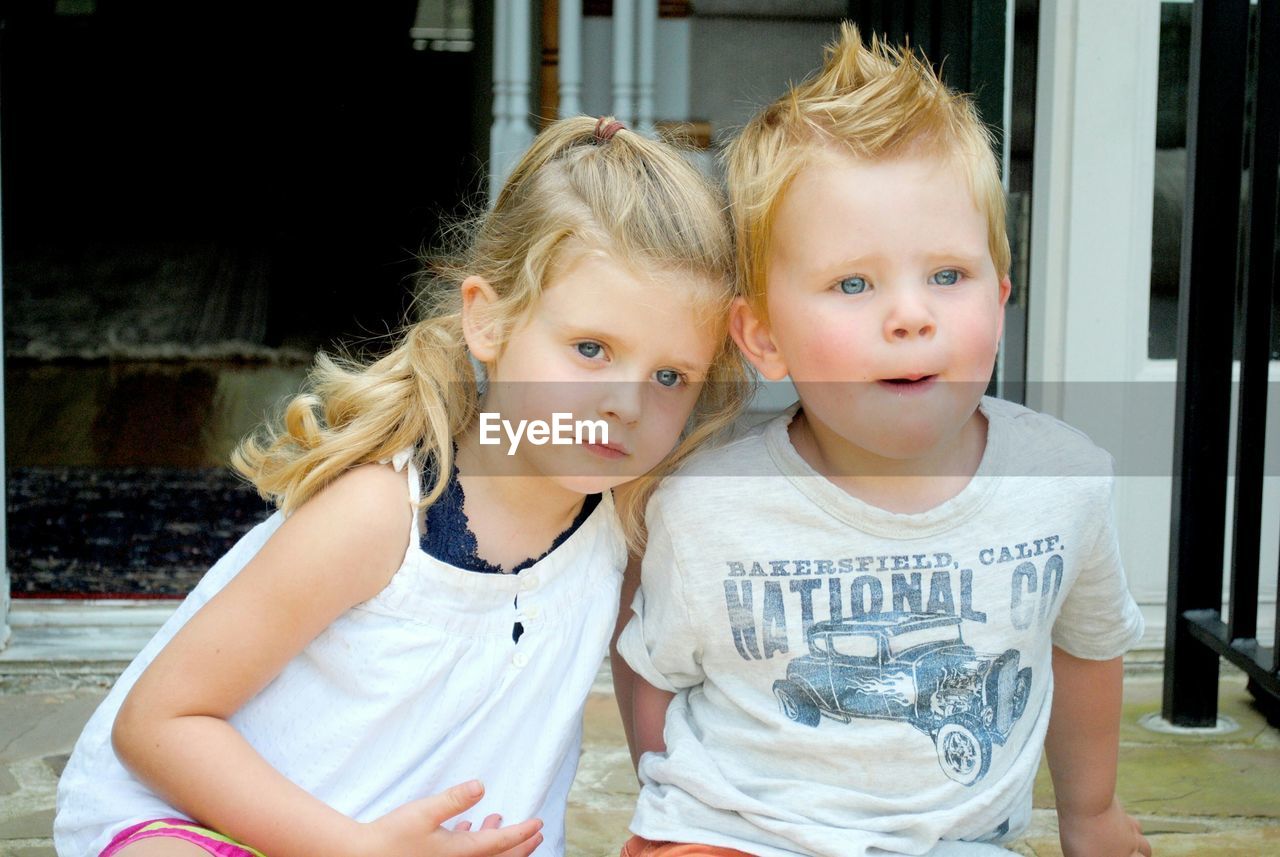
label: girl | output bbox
[54,116,750,857]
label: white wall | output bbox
[1027,0,1277,649]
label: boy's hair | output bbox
[725,23,1011,314]
[234,116,751,550]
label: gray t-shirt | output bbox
[618,397,1144,857]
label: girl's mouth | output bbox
[584,442,628,460]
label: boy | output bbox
[613,25,1151,857]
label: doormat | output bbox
[7,467,275,599]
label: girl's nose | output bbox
[598,380,643,425]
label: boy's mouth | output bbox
[877,374,938,393]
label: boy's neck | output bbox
[788,407,989,515]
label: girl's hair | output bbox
[233,115,751,551]
[725,23,1011,315]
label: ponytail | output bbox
[234,115,750,551]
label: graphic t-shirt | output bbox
[617,397,1145,857]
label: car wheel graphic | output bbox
[773,680,820,727]
[935,714,991,785]
[1012,667,1032,720]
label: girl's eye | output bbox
[837,276,868,295]
[654,369,684,388]
[575,342,604,359]
[930,269,961,286]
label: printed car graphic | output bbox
[772,613,1032,785]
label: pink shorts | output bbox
[99,818,266,857]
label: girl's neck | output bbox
[450,426,588,572]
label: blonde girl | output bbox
[54,116,750,857]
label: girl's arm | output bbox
[112,464,542,857]
[1044,647,1151,857]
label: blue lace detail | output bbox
[420,455,601,575]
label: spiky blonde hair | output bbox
[725,23,1010,314]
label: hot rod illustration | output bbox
[772,613,1032,785]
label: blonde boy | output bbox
[615,25,1151,857]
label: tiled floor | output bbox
[564,667,1280,857]
[3,652,1278,857]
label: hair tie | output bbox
[593,116,625,143]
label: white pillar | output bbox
[635,0,657,134]
[1028,0,1169,647]
[612,0,636,124]
[490,0,535,205]
[558,0,584,117]
[489,0,510,205]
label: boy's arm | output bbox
[1044,646,1151,857]
[610,553,643,767]
[612,553,676,768]
[633,678,675,762]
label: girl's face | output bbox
[466,251,721,494]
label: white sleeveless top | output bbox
[54,451,627,857]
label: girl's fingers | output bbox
[455,819,544,857]
[494,831,544,857]
[417,780,486,828]
[448,811,499,835]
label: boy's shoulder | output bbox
[983,396,1116,479]
[675,410,782,476]
[648,410,785,508]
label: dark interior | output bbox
[2,0,485,355]
[1,1,487,596]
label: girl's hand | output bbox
[1059,796,1152,857]
[363,780,544,857]
[454,813,503,832]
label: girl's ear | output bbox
[460,276,501,363]
[729,296,789,381]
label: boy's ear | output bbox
[995,275,1012,347]
[729,296,789,381]
[460,276,501,363]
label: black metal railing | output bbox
[1163,0,1280,726]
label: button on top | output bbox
[521,574,539,591]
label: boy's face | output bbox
[732,148,1011,466]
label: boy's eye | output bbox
[654,369,684,388]
[837,276,868,295]
[930,269,961,286]
[575,342,604,359]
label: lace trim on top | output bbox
[421,454,602,575]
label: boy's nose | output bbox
[597,381,643,425]
[884,294,936,340]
